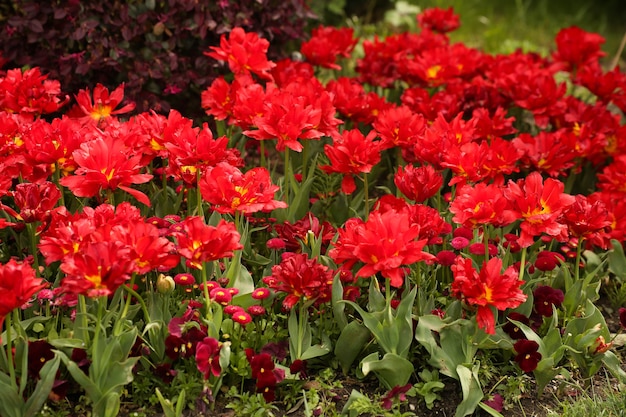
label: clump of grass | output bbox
[548,375,626,417]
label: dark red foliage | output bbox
[0,1,316,118]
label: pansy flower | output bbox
[513,340,541,372]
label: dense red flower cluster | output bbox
[0,12,625,410]
[204,27,275,80]
[38,203,180,297]
[172,216,242,270]
[320,129,382,193]
[70,83,135,123]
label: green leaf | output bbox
[301,344,331,361]
[360,352,414,389]
[415,316,462,379]
[0,384,23,417]
[226,261,254,295]
[534,356,560,393]
[334,321,371,374]
[56,350,102,405]
[608,240,626,280]
[47,338,87,349]
[331,273,348,331]
[288,309,312,360]
[601,351,626,383]
[23,354,61,417]
[155,388,177,417]
[478,402,504,417]
[175,388,186,417]
[454,364,483,417]
[366,279,385,312]
[392,286,417,358]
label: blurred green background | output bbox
[313,0,626,65]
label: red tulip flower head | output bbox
[552,26,606,71]
[59,135,153,206]
[504,172,575,248]
[451,256,527,334]
[204,27,275,80]
[200,162,286,215]
[320,129,382,194]
[330,208,435,288]
[301,26,357,70]
[173,216,242,270]
[262,253,334,310]
[0,67,68,117]
[72,83,135,122]
[10,181,62,223]
[417,7,461,33]
[394,164,443,203]
[0,259,47,337]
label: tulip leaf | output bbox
[23,354,61,417]
[454,364,483,417]
[359,352,414,389]
[608,239,626,280]
[334,321,371,374]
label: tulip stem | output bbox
[519,247,527,284]
[301,140,308,183]
[26,223,40,275]
[284,148,291,206]
[574,240,583,284]
[363,173,369,219]
[114,273,137,336]
[5,314,17,391]
[260,141,267,172]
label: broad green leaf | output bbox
[454,364,483,417]
[331,274,348,331]
[360,352,414,389]
[155,388,177,417]
[301,344,331,361]
[56,350,102,403]
[608,239,626,280]
[601,351,626,382]
[392,286,417,358]
[415,316,461,379]
[478,402,504,417]
[24,355,61,417]
[335,321,371,374]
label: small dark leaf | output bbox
[54,8,67,19]
[29,20,44,33]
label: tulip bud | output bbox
[590,335,612,355]
[156,274,175,294]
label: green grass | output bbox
[547,377,626,417]
[400,0,626,62]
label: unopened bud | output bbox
[590,335,612,355]
[156,274,175,294]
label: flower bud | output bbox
[156,274,175,294]
[590,335,612,355]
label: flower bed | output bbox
[1,6,626,417]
